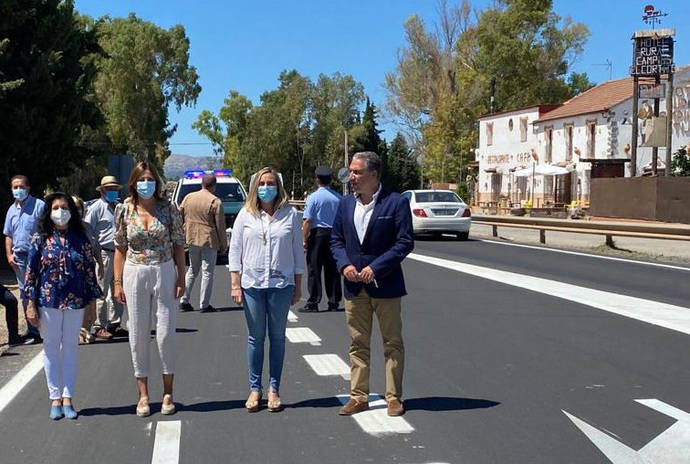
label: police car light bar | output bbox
[213,169,232,177]
[184,170,206,179]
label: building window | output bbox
[520,117,528,142]
[486,122,493,146]
[508,119,513,131]
[586,120,596,158]
[564,124,574,161]
[545,127,553,163]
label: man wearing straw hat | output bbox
[84,175,127,340]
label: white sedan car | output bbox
[401,190,471,240]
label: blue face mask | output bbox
[257,185,278,203]
[136,180,156,199]
[105,190,119,203]
[12,188,27,201]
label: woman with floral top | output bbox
[113,162,185,417]
[24,192,103,420]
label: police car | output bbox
[172,169,247,230]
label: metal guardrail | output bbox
[288,199,306,209]
[472,215,690,245]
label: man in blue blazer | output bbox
[330,151,414,417]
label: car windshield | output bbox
[179,182,246,203]
[415,192,462,203]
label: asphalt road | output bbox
[1,238,689,463]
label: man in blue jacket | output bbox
[330,151,414,417]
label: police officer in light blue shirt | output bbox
[3,174,45,343]
[300,166,343,312]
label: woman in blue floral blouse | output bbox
[24,192,103,420]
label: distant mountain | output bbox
[164,154,223,180]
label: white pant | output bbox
[95,250,125,329]
[181,245,217,309]
[123,260,177,378]
[39,307,85,399]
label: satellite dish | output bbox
[337,167,349,183]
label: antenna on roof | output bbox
[593,59,613,80]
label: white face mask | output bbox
[51,208,71,227]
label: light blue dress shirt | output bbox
[3,196,45,254]
[303,186,342,229]
[84,198,117,250]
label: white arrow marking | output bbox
[563,399,690,463]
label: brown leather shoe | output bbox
[387,398,405,416]
[338,398,369,416]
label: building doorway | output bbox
[554,174,572,205]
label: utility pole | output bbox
[665,72,674,175]
[343,128,349,194]
[652,74,660,176]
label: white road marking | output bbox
[288,310,298,322]
[337,394,414,436]
[151,420,181,464]
[563,399,690,463]
[478,238,690,272]
[408,252,690,335]
[285,327,322,346]
[303,354,350,379]
[0,351,43,415]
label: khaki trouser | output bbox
[345,290,404,403]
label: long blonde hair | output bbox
[244,166,289,217]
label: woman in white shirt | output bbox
[229,167,304,413]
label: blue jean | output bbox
[243,286,294,393]
[13,252,39,336]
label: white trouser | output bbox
[39,307,85,399]
[95,250,125,329]
[181,245,217,309]
[123,259,177,378]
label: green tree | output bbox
[384,133,420,192]
[93,13,201,166]
[0,0,101,200]
[472,0,590,109]
[192,90,253,180]
[194,70,365,195]
[385,0,591,190]
[354,97,383,153]
[671,146,690,176]
[0,39,23,93]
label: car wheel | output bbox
[456,231,469,241]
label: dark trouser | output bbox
[1,283,19,341]
[306,227,342,309]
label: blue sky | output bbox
[75,0,690,157]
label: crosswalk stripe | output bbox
[303,354,350,379]
[151,421,181,464]
[288,310,298,322]
[409,252,690,335]
[337,394,414,436]
[285,327,322,345]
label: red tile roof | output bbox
[535,77,633,123]
[535,65,689,123]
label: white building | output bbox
[475,105,558,206]
[475,66,690,208]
